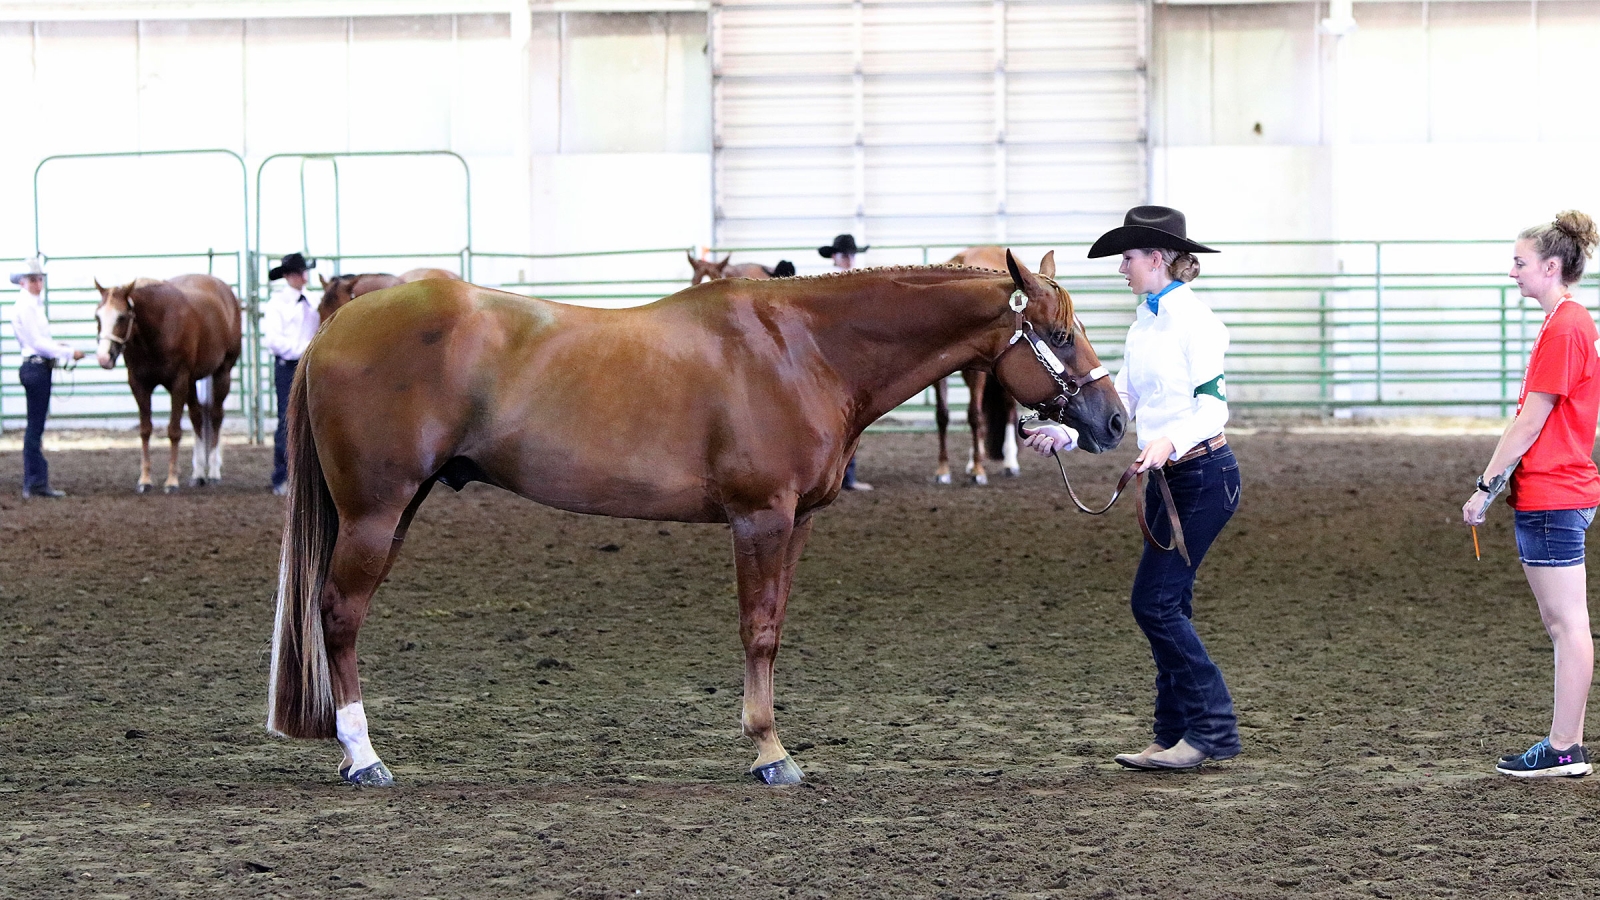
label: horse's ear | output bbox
[1005,249,1043,296]
[719,254,731,267]
[318,274,328,288]
[1039,250,1056,279]
[686,250,698,265]
[94,278,105,295]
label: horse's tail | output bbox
[266,363,339,739]
[982,376,1011,461]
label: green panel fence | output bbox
[7,229,1597,434]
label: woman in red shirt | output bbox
[1464,211,1600,777]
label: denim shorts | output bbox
[1514,507,1597,568]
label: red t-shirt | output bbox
[1509,299,1600,511]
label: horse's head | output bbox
[990,250,1127,453]
[688,252,732,285]
[93,279,138,369]
[318,274,356,323]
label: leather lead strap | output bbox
[1050,453,1191,567]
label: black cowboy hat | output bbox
[1087,206,1218,258]
[818,234,868,258]
[268,252,317,280]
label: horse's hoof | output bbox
[340,761,395,787]
[1004,466,1020,477]
[136,483,151,494]
[972,473,989,486]
[935,473,951,485]
[751,756,804,786]
[190,477,207,487]
[163,484,178,494]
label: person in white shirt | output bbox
[262,253,320,494]
[819,233,873,491]
[1024,206,1242,771]
[8,256,85,498]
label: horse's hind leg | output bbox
[324,482,434,785]
[186,378,209,486]
[163,377,189,492]
[933,378,952,484]
[963,370,989,484]
[733,505,812,785]
[1001,401,1020,477]
[209,369,232,481]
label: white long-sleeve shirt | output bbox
[9,290,76,361]
[261,283,320,361]
[1114,280,1230,461]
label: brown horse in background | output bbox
[400,267,460,283]
[317,273,403,323]
[93,275,241,492]
[931,246,1034,484]
[687,251,796,284]
[268,251,1125,788]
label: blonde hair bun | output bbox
[1521,210,1597,284]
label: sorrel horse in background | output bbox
[317,273,403,323]
[93,275,241,492]
[687,251,796,284]
[932,245,1030,484]
[268,251,1125,787]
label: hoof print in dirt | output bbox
[340,761,395,787]
[751,756,804,785]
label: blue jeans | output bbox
[1514,507,1596,568]
[19,359,52,490]
[1132,443,1242,757]
[271,357,298,489]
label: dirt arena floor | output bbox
[3,428,1599,898]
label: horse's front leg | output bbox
[163,377,189,493]
[731,506,812,784]
[933,377,952,484]
[131,379,155,493]
[963,369,989,484]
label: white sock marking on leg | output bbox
[336,701,381,773]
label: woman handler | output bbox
[1024,206,1242,770]
[1464,211,1600,778]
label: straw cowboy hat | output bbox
[268,252,316,280]
[818,234,869,259]
[1087,206,1218,258]
[9,255,45,285]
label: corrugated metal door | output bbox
[711,0,1148,249]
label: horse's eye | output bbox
[1050,329,1073,347]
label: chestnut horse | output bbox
[268,251,1124,787]
[688,251,796,284]
[400,267,460,282]
[93,275,241,492]
[932,246,1031,484]
[317,273,403,323]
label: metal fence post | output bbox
[1373,242,1384,404]
[1318,289,1329,415]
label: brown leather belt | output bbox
[1174,433,1227,465]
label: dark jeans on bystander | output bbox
[20,358,53,491]
[1131,442,1243,758]
[271,357,299,489]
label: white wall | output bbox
[1151,1,1600,249]
[0,8,714,283]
